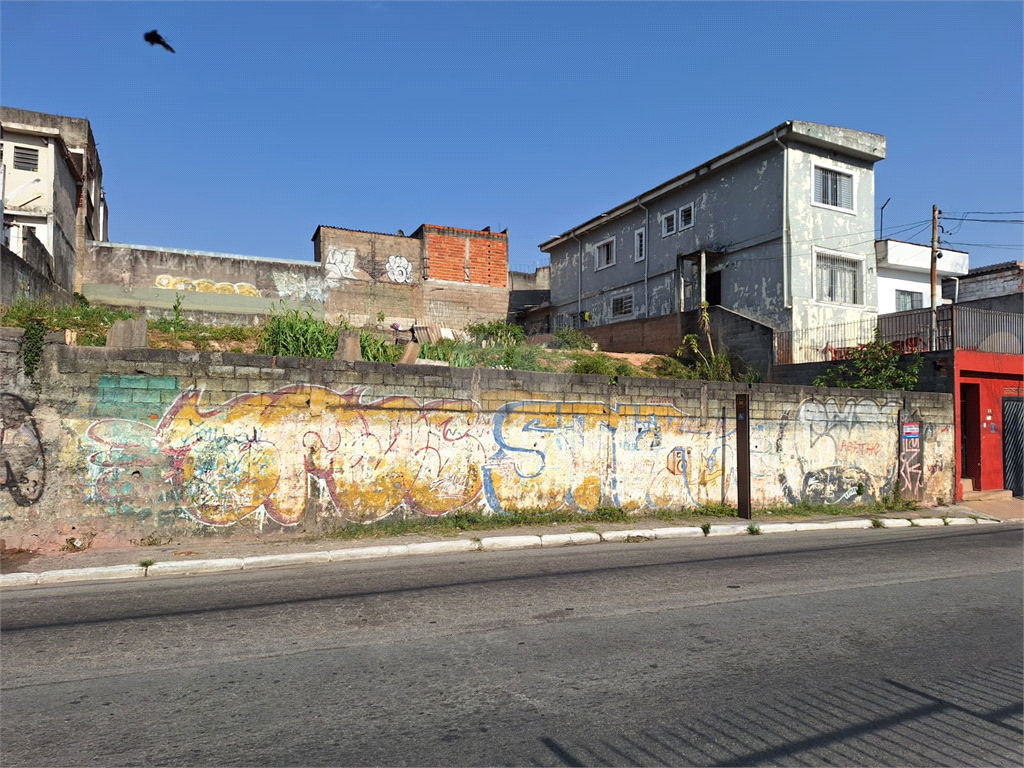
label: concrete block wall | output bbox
[0,339,955,548]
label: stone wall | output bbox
[0,242,75,308]
[0,338,955,549]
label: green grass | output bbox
[1,298,136,346]
[257,307,340,358]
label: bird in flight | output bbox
[144,30,175,53]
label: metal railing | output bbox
[774,305,1021,364]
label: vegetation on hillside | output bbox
[813,328,924,390]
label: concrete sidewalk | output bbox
[959,496,1024,521]
[1,507,1011,589]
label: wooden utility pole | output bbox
[930,204,940,349]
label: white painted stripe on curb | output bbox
[650,527,704,539]
[826,519,875,530]
[0,572,40,588]
[243,552,332,570]
[37,564,146,584]
[330,545,406,561]
[945,517,977,525]
[975,518,1001,525]
[881,519,913,528]
[792,522,834,532]
[147,558,244,576]
[601,529,658,542]
[756,523,798,534]
[406,540,480,556]
[480,535,542,551]
[706,526,746,536]
[541,532,602,547]
[913,518,946,527]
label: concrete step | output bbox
[962,488,1015,502]
[962,477,974,493]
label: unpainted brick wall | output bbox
[422,226,508,288]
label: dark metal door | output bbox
[1002,397,1023,498]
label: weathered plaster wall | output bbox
[1,244,75,308]
[0,340,955,549]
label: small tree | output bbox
[813,329,924,390]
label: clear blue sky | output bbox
[2,1,1021,271]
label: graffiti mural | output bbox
[0,395,46,506]
[776,396,899,504]
[386,255,413,284]
[324,248,369,283]
[154,275,260,296]
[899,418,925,500]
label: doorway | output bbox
[960,383,982,490]
[706,271,722,306]
[1003,397,1023,498]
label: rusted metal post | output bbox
[736,393,751,520]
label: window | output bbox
[13,146,39,172]
[634,228,646,262]
[815,249,862,305]
[679,203,694,230]
[813,165,853,211]
[595,237,615,270]
[662,211,676,237]
[896,290,924,311]
[612,294,634,317]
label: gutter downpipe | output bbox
[773,129,791,310]
[636,197,649,316]
[569,231,583,327]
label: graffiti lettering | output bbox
[0,395,46,506]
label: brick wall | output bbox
[584,314,682,355]
[0,339,955,548]
[420,225,508,288]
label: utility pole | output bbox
[930,204,939,349]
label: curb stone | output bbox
[0,516,1001,589]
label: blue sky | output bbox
[2,1,1021,271]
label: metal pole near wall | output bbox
[930,204,940,349]
[736,393,751,520]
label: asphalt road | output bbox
[2,525,1021,767]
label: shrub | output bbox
[813,328,924,390]
[257,306,339,358]
[465,320,525,346]
[569,353,640,378]
[552,327,596,350]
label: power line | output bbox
[939,217,1024,223]
[940,210,1023,215]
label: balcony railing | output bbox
[774,306,1022,365]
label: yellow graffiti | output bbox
[155,274,260,297]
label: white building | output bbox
[875,239,968,314]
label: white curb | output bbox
[976,518,1000,525]
[792,521,835,532]
[0,572,40,587]
[146,558,244,576]
[706,525,746,537]
[601,529,658,542]
[880,518,913,528]
[479,535,542,551]
[944,517,977,525]
[827,519,875,530]
[36,564,146,584]
[755,523,798,534]
[651,527,704,539]
[912,518,946,527]
[243,552,332,570]
[406,540,481,555]
[541,532,602,547]
[329,545,406,561]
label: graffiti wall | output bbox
[0,343,956,543]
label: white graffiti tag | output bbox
[386,255,413,284]
[325,248,357,283]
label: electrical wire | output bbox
[939,217,1023,223]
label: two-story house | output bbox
[539,121,887,367]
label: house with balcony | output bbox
[539,121,888,373]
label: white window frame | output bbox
[611,291,634,318]
[594,236,616,271]
[813,247,865,306]
[811,162,856,214]
[661,210,677,237]
[634,228,646,262]
[678,202,695,230]
[895,289,924,311]
[13,145,39,172]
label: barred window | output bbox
[634,228,645,262]
[815,251,862,305]
[814,166,853,210]
[679,203,694,229]
[662,211,676,237]
[13,146,39,172]
[595,237,615,269]
[612,294,634,317]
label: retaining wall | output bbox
[0,337,956,549]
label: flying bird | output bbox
[144,30,175,53]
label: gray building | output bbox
[540,121,887,352]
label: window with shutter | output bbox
[634,229,645,262]
[13,146,39,172]
[662,211,676,237]
[813,165,854,211]
[595,237,615,269]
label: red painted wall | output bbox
[954,351,1024,498]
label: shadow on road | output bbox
[534,662,1023,766]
